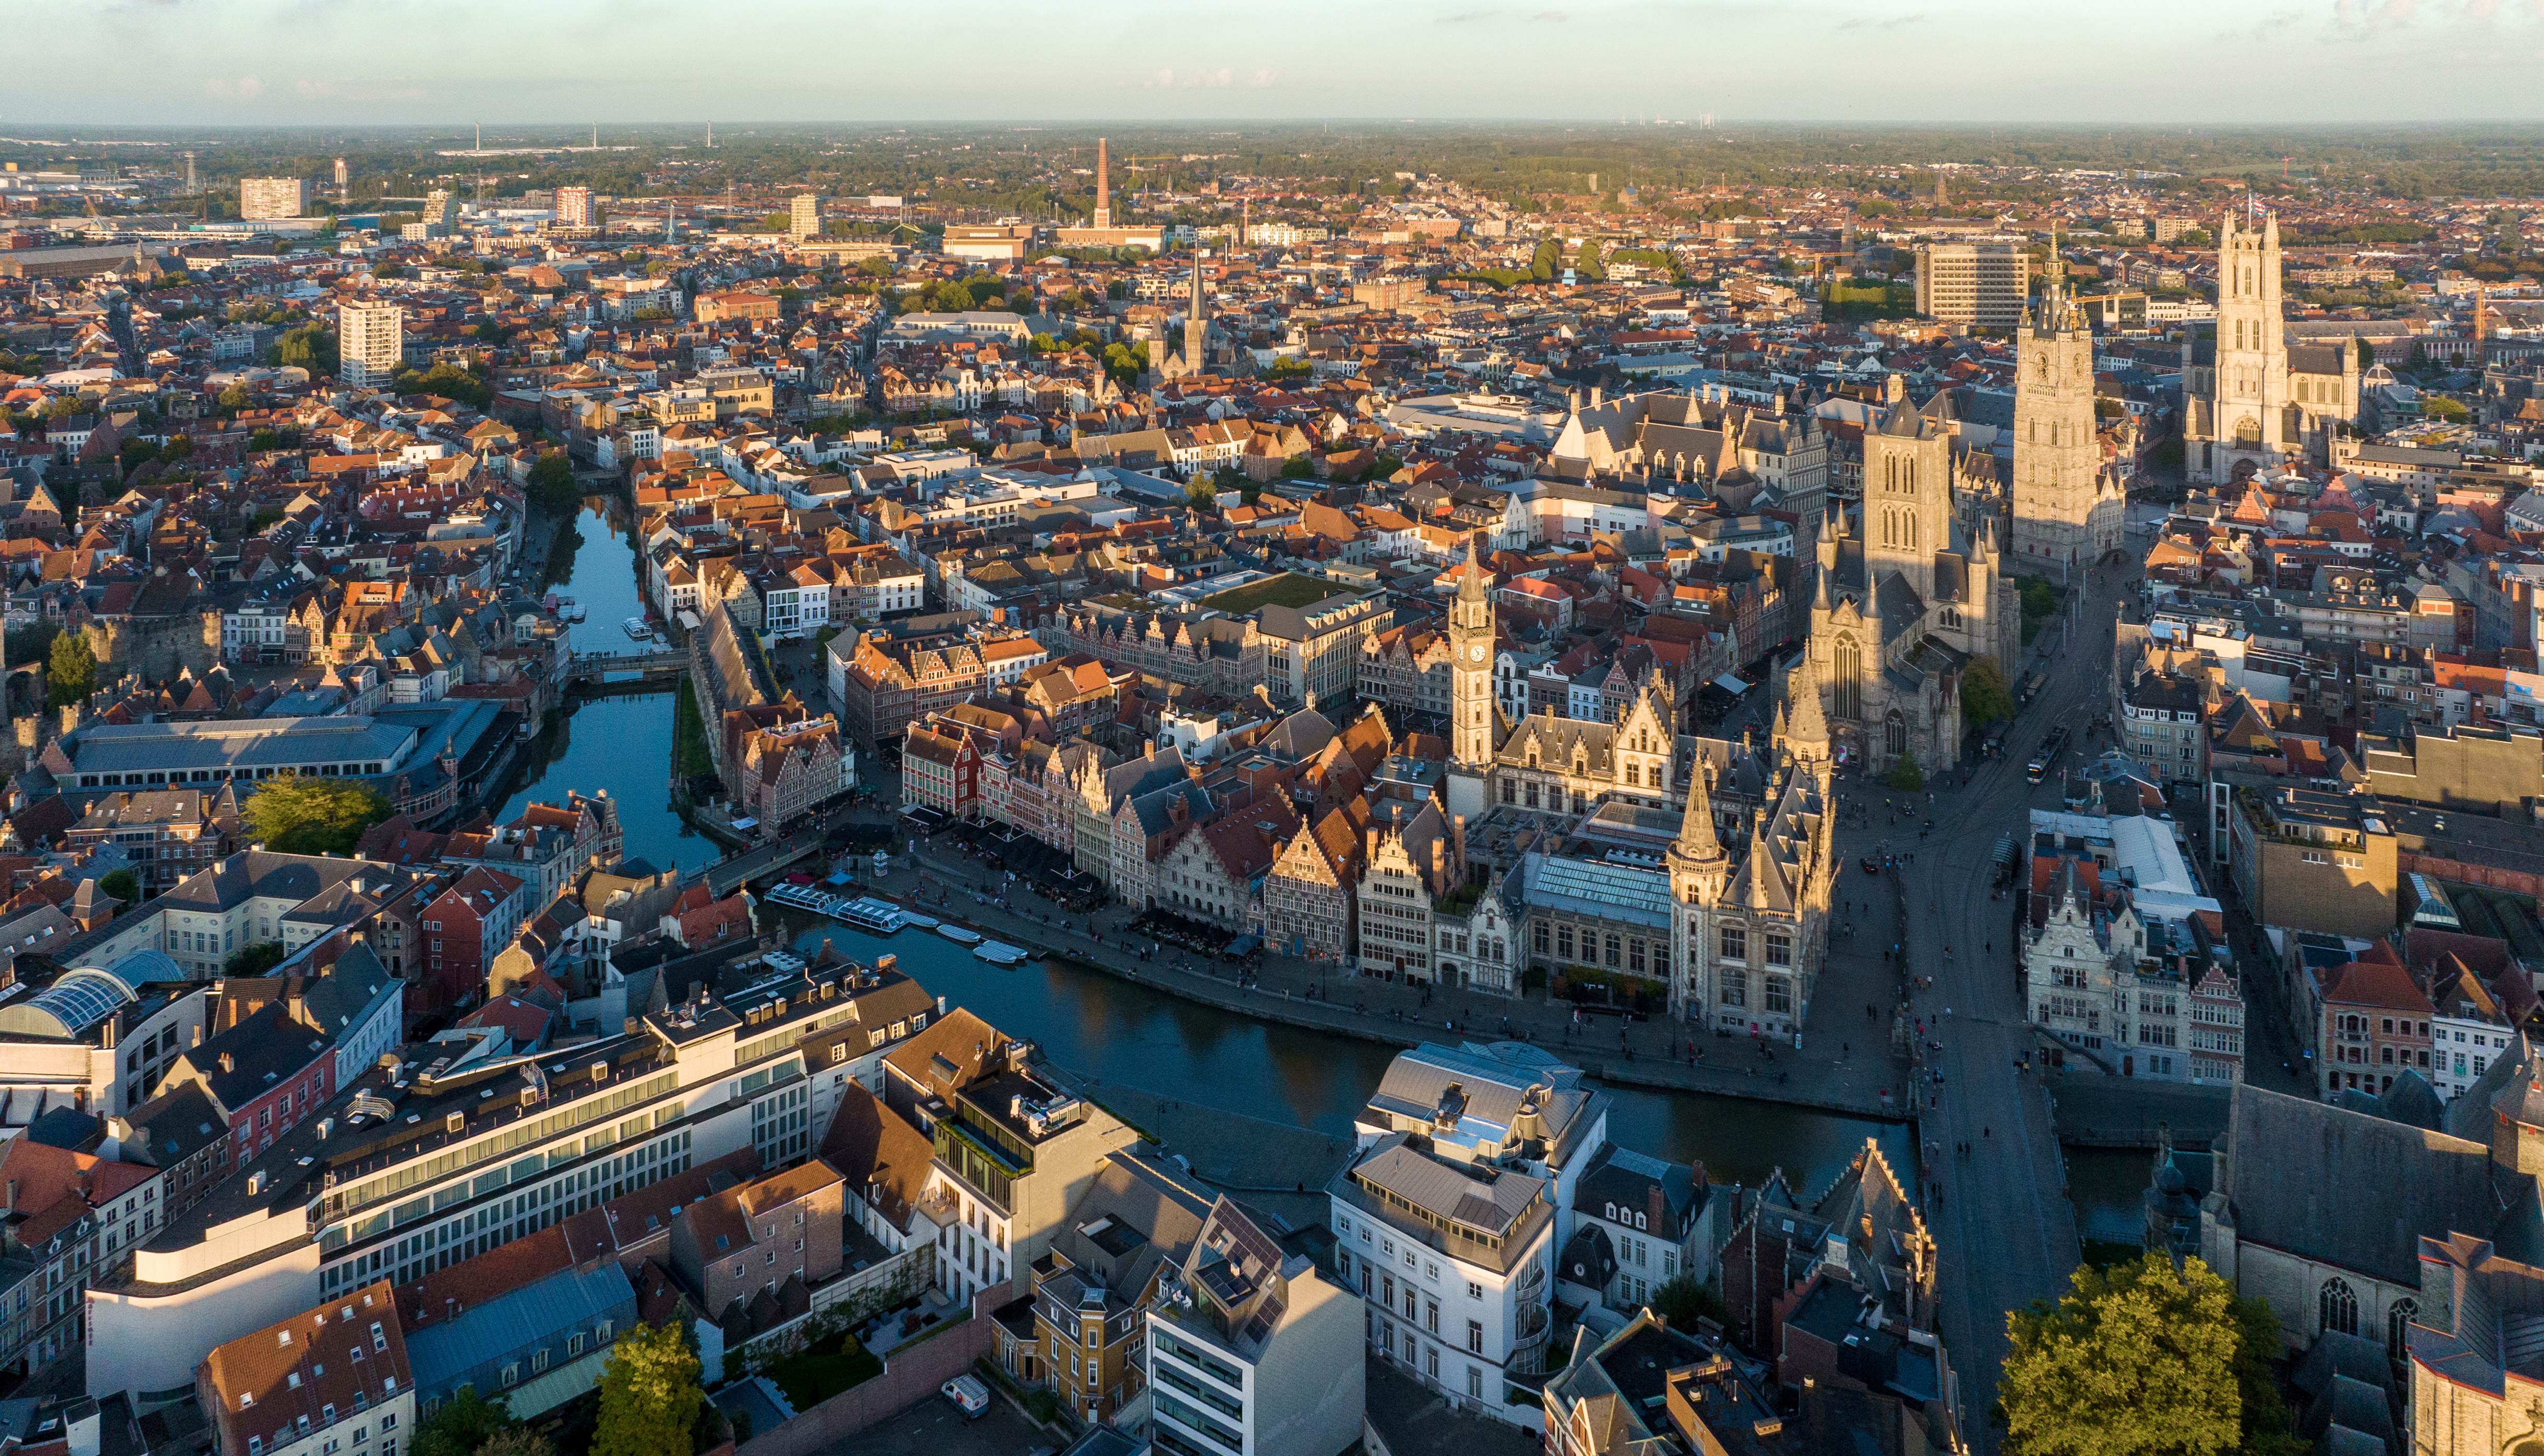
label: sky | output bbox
[13,0,2544,127]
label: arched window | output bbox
[2388,1297,2417,1360]
[2234,417,2261,447]
[1886,711,1909,760]
[1625,763,1641,787]
[1834,641,1861,721]
[2320,1278,2359,1338]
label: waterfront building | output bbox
[1145,1195,1364,1456]
[1560,1145,1716,1316]
[48,703,512,823]
[878,1010,1137,1309]
[1329,1131,1554,1423]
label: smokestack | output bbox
[1095,138,1112,230]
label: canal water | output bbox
[781,912,1911,1196]
[505,495,1915,1198]
[495,496,708,872]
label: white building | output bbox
[338,301,403,388]
[1329,1134,1554,1423]
[1146,1197,1364,1456]
[239,177,313,220]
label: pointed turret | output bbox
[1457,530,1489,606]
[1674,757,1723,867]
[1780,657,1832,767]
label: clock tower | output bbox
[1445,532,1497,821]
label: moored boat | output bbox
[936,924,983,946]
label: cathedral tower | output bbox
[2011,260,2110,581]
[2186,208,2289,484]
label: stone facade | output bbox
[1805,380,2020,775]
[2010,275,2126,580]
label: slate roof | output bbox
[2219,1083,2519,1287]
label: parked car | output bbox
[942,1375,989,1421]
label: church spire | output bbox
[1458,530,1489,605]
[1779,657,1831,765]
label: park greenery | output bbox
[1999,1254,2298,1456]
[222,943,288,977]
[241,776,393,856]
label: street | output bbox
[1896,553,2145,1450]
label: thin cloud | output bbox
[202,74,265,101]
[1529,8,1568,19]
[1837,13,1925,28]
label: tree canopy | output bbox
[2000,1254,2298,1456]
[242,776,392,857]
[1961,658,2015,727]
[592,1321,702,1456]
[526,452,580,516]
[45,630,95,710]
[411,1388,510,1456]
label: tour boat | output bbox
[764,883,840,915]
[972,940,1028,966]
[835,898,907,935]
[622,616,652,640]
[935,924,983,947]
[899,912,939,931]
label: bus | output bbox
[2027,727,2070,784]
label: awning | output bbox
[1711,673,1749,695]
[1992,834,2018,868]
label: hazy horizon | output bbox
[15,0,2544,129]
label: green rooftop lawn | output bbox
[1201,572,1343,615]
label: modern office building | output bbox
[789,192,822,239]
[239,178,313,220]
[1913,242,2029,327]
[86,952,919,1401]
[338,301,404,387]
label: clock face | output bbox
[1470,644,1486,662]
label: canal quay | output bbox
[495,492,1918,1210]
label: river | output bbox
[502,494,1914,1197]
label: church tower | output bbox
[1445,532,1497,821]
[1183,249,1208,372]
[2187,208,2289,484]
[1860,381,1954,603]
[2012,252,2102,582]
[1667,750,1728,1024]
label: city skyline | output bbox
[13,0,2544,127]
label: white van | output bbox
[941,1374,989,1421]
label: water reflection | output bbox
[784,914,1909,1195]
[493,495,701,871]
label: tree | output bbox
[1884,754,1925,792]
[473,1428,551,1456]
[45,630,95,709]
[1184,476,1220,509]
[592,1320,702,1456]
[1529,237,1560,281]
[241,775,392,857]
[2354,335,2377,368]
[412,1389,511,1456]
[932,281,975,313]
[1649,1275,1729,1331]
[2422,396,2470,422]
[268,322,337,378]
[1961,659,2015,727]
[2000,1254,2294,1456]
[222,942,287,977]
[98,868,140,907]
[526,452,580,516]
